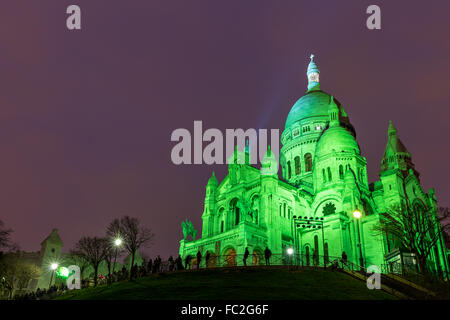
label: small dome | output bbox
[316,126,360,158]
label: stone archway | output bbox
[252,248,262,266]
[206,251,216,268]
[185,255,193,269]
[223,248,237,267]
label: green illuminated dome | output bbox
[316,125,360,158]
[284,55,354,133]
[285,89,336,129]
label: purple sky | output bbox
[1,1,449,258]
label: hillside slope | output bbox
[56,267,396,300]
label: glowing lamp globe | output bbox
[287,248,294,255]
[114,238,122,246]
[353,210,362,219]
[50,263,58,270]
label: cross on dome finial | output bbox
[310,54,315,60]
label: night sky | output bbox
[1,1,449,258]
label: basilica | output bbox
[179,55,449,275]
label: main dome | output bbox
[285,89,337,129]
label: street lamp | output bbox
[113,238,122,273]
[49,263,58,287]
[353,209,364,271]
[287,247,294,267]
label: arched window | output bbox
[322,168,326,182]
[283,203,286,218]
[314,235,319,266]
[339,165,344,179]
[287,161,292,179]
[218,208,225,233]
[305,246,310,266]
[230,198,239,226]
[327,167,332,181]
[294,156,301,175]
[279,204,282,217]
[251,196,259,225]
[305,153,312,172]
[314,235,319,255]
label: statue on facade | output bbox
[237,199,253,222]
[181,219,197,241]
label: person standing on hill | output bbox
[205,252,211,268]
[264,247,272,265]
[243,247,250,266]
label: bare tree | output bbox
[373,203,449,278]
[68,249,90,280]
[113,216,154,280]
[103,245,116,284]
[0,253,40,299]
[0,220,12,251]
[106,218,126,273]
[74,237,109,286]
[106,218,121,240]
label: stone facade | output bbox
[179,56,449,275]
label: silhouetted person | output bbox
[243,247,250,266]
[196,250,202,269]
[121,266,128,280]
[341,251,348,268]
[205,252,211,268]
[264,247,272,265]
[147,259,153,274]
[176,255,184,270]
[155,255,161,273]
[168,256,174,271]
[185,255,191,270]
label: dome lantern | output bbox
[307,54,320,91]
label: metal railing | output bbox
[182,253,361,270]
[380,261,449,288]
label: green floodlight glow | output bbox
[56,266,70,278]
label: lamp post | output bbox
[293,216,326,269]
[49,263,58,287]
[353,209,364,271]
[287,247,294,267]
[113,238,122,273]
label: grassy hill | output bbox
[55,267,396,300]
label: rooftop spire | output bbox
[328,96,339,127]
[388,120,397,137]
[307,54,320,90]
